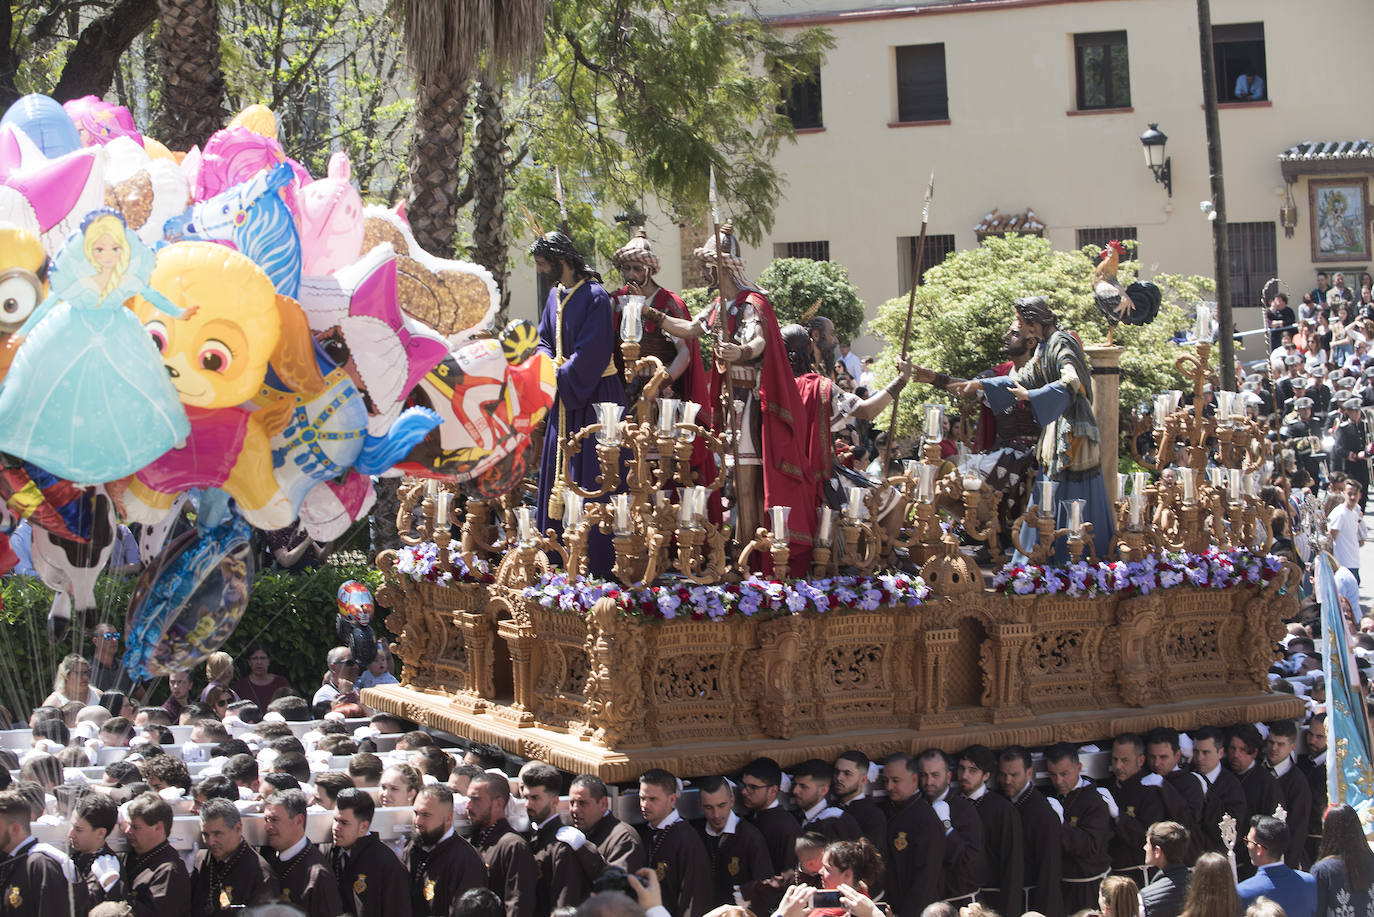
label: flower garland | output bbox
[393,542,494,586]
[523,573,931,621]
[992,548,1285,598]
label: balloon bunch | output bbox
[0,94,556,680]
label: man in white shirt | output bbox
[839,341,863,384]
[1328,480,1367,582]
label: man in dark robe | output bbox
[739,758,800,874]
[915,748,986,905]
[122,791,191,917]
[1228,724,1281,879]
[1264,720,1314,869]
[637,768,712,917]
[999,746,1063,917]
[321,788,412,917]
[1145,728,1206,864]
[881,753,947,916]
[1045,743,1113,912]
[404,785,486,916]
[1296,713,1327,865]
[519,762,589,917]
[0,789,73,917]
[466,772,536,917]
[531,231,626,578]
[68,792,123,911]
[1101,733,1177,885]
[831,751,887,852]
[957,745,1023,917]
[261,790,343,917]
[790,760,862,845]
[1192,727,1249,864]
[191,799,280,915]
[692,776,773,909]
[568,774,646,875]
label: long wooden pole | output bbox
[881,171,935,473]
[709,167,740,539]
[1196,0,1234,391]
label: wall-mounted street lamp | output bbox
[1279,181,1298,238]
[1140,123,1172,197]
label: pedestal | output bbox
[1085,343,1124,502]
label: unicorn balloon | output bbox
[164,161,302,298]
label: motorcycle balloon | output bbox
[122,506,255,682]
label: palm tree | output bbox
[400,0,546,255]
[150,0,229,150]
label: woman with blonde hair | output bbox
[198,651,239,704]
[1180,852,1242,917]
[1098,875,1140,917]
[42,654,99,707]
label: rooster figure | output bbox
[1091,240,1160,338]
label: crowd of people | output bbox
[0,616,1358,917]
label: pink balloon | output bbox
[298,151,364,276]
[62,95,142,147]
[1,147,99,232]
[195,126,311,213]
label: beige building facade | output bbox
[509,0,1373,360]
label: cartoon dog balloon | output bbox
[125,241,324,529]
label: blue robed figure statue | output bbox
[531,232,626,579]
[957,296,1114,563]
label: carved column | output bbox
[1085,343,1124,505]
[913,627,958,726]
[990,621,1035,722]
[582,598,649,748]
[495,611,536,726]
[451,611,490,713]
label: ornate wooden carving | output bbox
[368,561,1305,780]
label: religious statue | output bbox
[531,232,625,578]
[644,224,813,573]
[951,296,1114,561]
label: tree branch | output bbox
[50,0,157,102]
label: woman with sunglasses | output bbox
[206,685,235,720]
[197,651,239,705]
[230,642,293,708]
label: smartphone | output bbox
[813,891,843,908]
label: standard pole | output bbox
[1197,0,1234,390]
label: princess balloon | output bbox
[0,209,189,483]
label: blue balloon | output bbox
[0,94,81,158]
[121,506,255,683]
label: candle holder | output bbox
[958,475,1005,566]
[737,525,790,578]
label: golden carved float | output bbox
[364,558,1304,782]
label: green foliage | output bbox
[0,557,388,717]
[510,0,833,252]
[755,258,865,341]
[868,235,1211,444]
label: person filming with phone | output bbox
[773,839,887,917]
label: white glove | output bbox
[1047,798,1065,823]
[1140,773,1164,788]
[1096,787,1120,818]
[92,854,120,891]
[556,826,587,850]
[931,800,952,832]
[181,740,207,763]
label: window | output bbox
[1213,23,1266,102]
[1077,227,1139,264]
[777,59,823,130]
[1227,222,1276,312]
[1074,31,1130,110]
[774,240,830,262]
[896,234,956,291]
[895,44,948,123]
